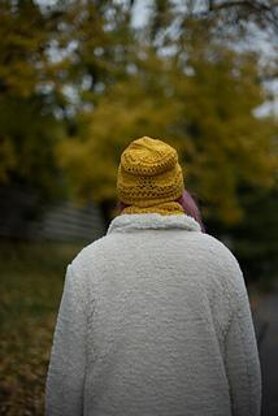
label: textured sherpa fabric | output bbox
[45,214,261,416]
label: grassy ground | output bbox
[0,241,83,416]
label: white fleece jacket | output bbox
[45,214,261,416]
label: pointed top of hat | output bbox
[120,136,178,177]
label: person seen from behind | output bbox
[46,136,261,416]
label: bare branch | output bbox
[208,0,278,32]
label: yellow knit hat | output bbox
[117,136,184,209]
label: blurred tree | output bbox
[0,0,66,199]
[57,31,277,225]
[234,188,278,282]
[207,0,278,34]
[0,0,133,199]
[43,0,133,114]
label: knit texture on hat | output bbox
[117,136,185,215]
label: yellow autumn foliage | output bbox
[58,47,277,224]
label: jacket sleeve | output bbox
[45,264,88,416]
[223,260,261,416]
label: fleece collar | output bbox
[107,213,201,234]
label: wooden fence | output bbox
[0,186,105,243]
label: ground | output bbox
[0,241,82,416]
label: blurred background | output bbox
[0,0,277,414]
